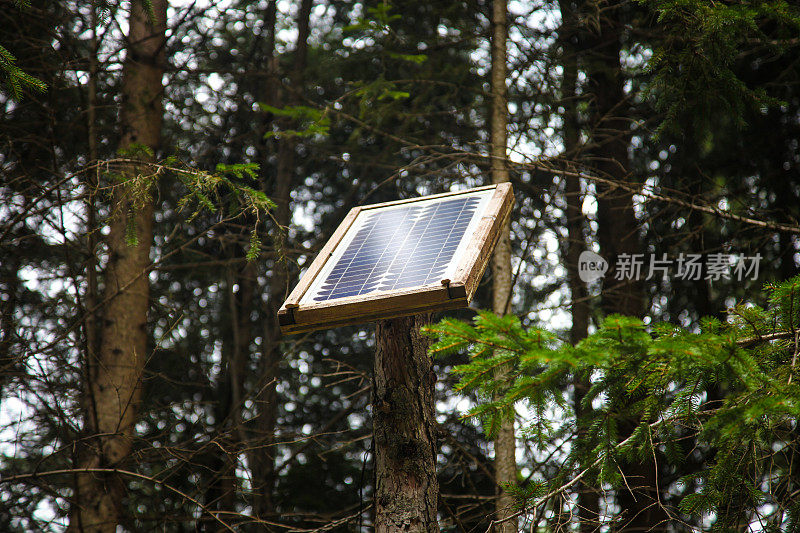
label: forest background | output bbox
[1,0,800,531]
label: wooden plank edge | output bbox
[287,279,450,312]
[463,184,514,299]
[280,206,362,311]
[292,284,454,322]
[280,282,469,334]
[451,182,515,300]
[464,204,512,299]
[280,297,469,335]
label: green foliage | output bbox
[141,0,155,20]
[352,78,411,103]
[258,104,330,138]
[124,208,140,247]
[247,227,262,262]
[639,0,800,133]
[175,161,273,261]
[0,0,47,100]
[343,2,401,34]
[426,276,800,528]
[117,143,155,159]
[107,158,274,251]
[386,52,428,65]
[0,43,47,100]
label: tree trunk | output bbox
[583,0,643,318]
[82,0,100,437]
[489,0,509,189]
[68,1,166,531]
[559,1,600,530]
[489,0,516,530]
[0,255,20,406]
[373,314,439,533]
[582,1,666,530]
[249,0,314,519]
[202,266,257,531]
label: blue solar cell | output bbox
[312,195,481,302]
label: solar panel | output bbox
[279,183,514,334]
[307,194,484,303]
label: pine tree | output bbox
[425,275,800,530]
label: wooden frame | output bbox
[278,183,514,335]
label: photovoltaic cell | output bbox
[279,184,513,334]
[309,194,485,303]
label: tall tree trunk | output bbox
[0,255,20,406]
[248,0,278,511]
[489,0,516,530]
[582,2,666,530]
[83,0,100,424]
[249,0,314,519]
[583,0,642,317]
[373,314,439,533]
[559,1,600,530]
[68,1,166,531]
[203,267,257,531]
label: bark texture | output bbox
[373,315,439,533]
[559,1,600,529]
[489,0,516,530]
[583,1,667,530]
[68,1,166,531]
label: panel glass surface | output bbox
[302,190,492,304]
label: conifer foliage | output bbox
[425,276,800,530]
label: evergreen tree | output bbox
[426,275,800,531]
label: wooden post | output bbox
[373,314,439,533]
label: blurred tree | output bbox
[487,0,518,530]
[68,1,168,530]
